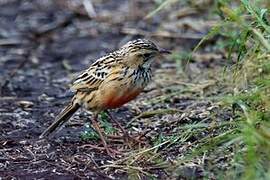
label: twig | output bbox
[24,147,36,161]
[33,15,73,37]
[83,0,97,18]
[0,38,27,46]
[174,7,198,18]
[0,96,18,100]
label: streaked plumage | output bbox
[40,39,170,155]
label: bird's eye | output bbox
[143,53,152,59]
[143,53,151,58]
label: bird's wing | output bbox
[71,55,117,92]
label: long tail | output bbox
[39,101,80,138]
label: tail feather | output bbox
[39,102,80,138]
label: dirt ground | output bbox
[0,0,232,179]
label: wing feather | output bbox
[71,55,116,92]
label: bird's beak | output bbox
[158,48,171,54]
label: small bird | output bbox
[40,39,170,155]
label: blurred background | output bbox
[0,0,270,179]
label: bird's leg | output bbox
[105,110,128,136]
[91,113,115,158]
[105,110,143,145]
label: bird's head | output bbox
[119,39,171,68]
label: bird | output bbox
[40,39,170,156]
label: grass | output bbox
[140,0,270,179]
[185,0,270,179]
[217,0,270,178]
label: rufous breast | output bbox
[103,88,143,109]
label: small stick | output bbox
[83,0,97,18]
